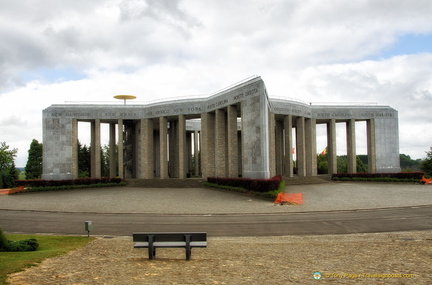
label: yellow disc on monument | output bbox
[114,95,137,105]
[114,95,137,100]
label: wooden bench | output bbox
[133,232,207,260]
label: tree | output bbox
[0,142,18,188]
[400,154,421,171]
[420,147,432,177]
[78,141,91,177]
[317,154,328,174]
[25,139,43,179]
[336,155,368,173]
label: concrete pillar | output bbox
[227,105,238,178]
[275,119,284,176]
[168,120,177,177]
[241,94,270,179]
[90,119,101,178]
[159,117,168,179]
[200,112,215,179]
[215,109,227,177]
[306,118,317,176]
[178,115,186,178]
[42,117,74,180]
[109,123,116,177]
[72,119,78,179]
[117,119,124,179]
[347,119,357,173]
[367,119,377,173]
[283,115,294,177]
[140,118,154,178]
[268,112,277,177]
[327,119,337,174]
[187,132,193,176]
[194,130,199,176]
[296,117,306,177]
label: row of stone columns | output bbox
[80,114,376,179]
[83,116,198,179]
[270,115,377,177]
[200,105,240,179]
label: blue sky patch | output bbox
[372,33,432,60]
[20,67,86,83]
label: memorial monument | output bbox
[42,76,400,180]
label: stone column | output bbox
[305,118,317,176]
[215,109,227,177]
[140,118,154,179]
[283,115,294,177]
[241,94,270,179]
[227,105,238,178]
[90,119,101,178]
[374,116,401,173]
[159,117,168,179]
[117,119,124,179]
[42,116,75,180]
[200,112,215,179]
[109,123,116,178]
[72,119,78,179]
[187,132,193,176]
[327,119,337,174]
[178,115,186,178]
[194,130,199,176]
[168,120,177,177]
[268,112,277,177]
[275,119,284,176]
[347,119,357,173]
[367,119,376,173]
[296,117,306,177]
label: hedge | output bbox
[207,175,282,193]
[332,172,424,180]
[15,177,123,188]
[25,182,127,193]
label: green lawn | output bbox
[0,234,94,285]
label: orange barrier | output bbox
[421,176,432,185]
[0,186,25,195]
[274,192,303,205]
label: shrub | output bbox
[0,228,39,252]
[0,228,8,251]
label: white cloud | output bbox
[1,0,432,166]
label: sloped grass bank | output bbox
[0,234,94,285]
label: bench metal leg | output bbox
[148,235,155,260]
[185,235,191,260]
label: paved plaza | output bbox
[0,182,431,214]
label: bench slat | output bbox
[133,232,206,242]
[134,241,207,248]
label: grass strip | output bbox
[0,234,94,285]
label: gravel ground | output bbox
[8,230,432,285]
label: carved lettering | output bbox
[155,110,170,115]
[245,88,258,96]
[234,93,244,100]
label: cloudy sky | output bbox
[1,0,432,167]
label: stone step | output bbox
[126,175,331,188]
[125,179,205,188]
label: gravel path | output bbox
[8,231,432,284]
